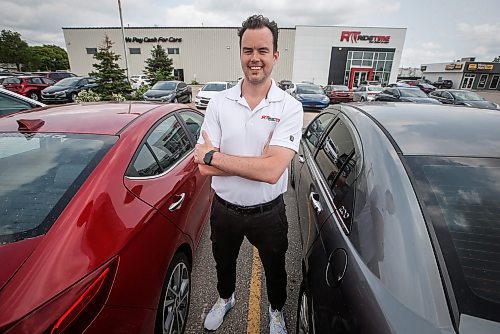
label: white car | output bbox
[0,87,46,117]
[130,75,149,90]
[195,81,232,109]
[352,85,384,102]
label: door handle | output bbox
[298,155,305,163]
[309,192,322,214]
[169,193,186,211]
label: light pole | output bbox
[117,0,130,82]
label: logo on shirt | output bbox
[261,115,281,123]
[289,135,294,142]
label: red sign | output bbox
[340,31,391,44]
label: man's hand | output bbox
[194,130,215,164]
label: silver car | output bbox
[292,103,500,333]
[352,85,383,102]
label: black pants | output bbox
[210,194,289,310]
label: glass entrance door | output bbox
[462,74,475,89]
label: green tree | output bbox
[89,35,130,100]
[493,56,500,63]
[26,45,70,71]
[0,30,30,71]
[143,45,174,86]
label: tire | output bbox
[174,97,179,103]
[360,97,365,102]
[29,92,39,101]
[70,93,77,102]
[187,94,192,103]
[296,280,313,334]
[156,252,191,334]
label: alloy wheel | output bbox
[30,92,39,101]
[297,289,310,334]
[162,262,190,334]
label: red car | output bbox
[323,85,353,103]
[0,103,211,333]
[2,75,55,101]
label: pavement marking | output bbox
[246,246,262,334]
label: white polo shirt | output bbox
[199,79,303,206]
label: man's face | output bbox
[240,27,279,85]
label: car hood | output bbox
[145,89,174,97]
[297,93,329,101]
[196,90,221,99]
[461,100,498,110]
[401,97,442,104]
[0,236,43,292]
[42,86,70,93]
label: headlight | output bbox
[322,96,329,102]
[161,94,173,101]
[55,90,67,95]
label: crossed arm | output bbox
[194,131,295,184]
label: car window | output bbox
[407,156,500,323]
[79,79,88,86]
[128,115,192,177]
[442,91,452,99]
[0,92,32,116]
[4,77,21,84]
[178,82,187,89]
[304,112,336,151]
[179,110,204,141]
[0,133,116,244]
[314,118,358,233]
[431,91,441,98]
[41,78,54,85]
[31,77,43,84]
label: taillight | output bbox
[5,257,117,334]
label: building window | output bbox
[129,48,141,54]
[478,74,488,89]
[168,48,180,55]
[490,75,499,89]
[86,48,97,55]
[344,51,395,87]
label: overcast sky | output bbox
[1,0,499,67]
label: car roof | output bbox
[204,81,228,85]
[0,103,168,135]
[350,103,500,157]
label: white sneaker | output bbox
[269,305,288,334]
[204,293,235,331]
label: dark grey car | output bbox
[291,103,500,333]
[143,80,192,103]
[429,89,499,110]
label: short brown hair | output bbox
[238,14,279,52]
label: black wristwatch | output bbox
[203,150,216,166]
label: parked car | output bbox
[415,82,437,94]
[290,83,330,110]
[278,79,293,91]
[352,85,383,102]
[0,102,210,333]
[0,87,46,117]
[2,75,55,101]
[374,87,441,104]
[291,103,500,333]
[432,79,453,89]
[195,81,232,109]
[130,75,149,90]
[34,71,77,82]
[429,89,499,110]
[41,77,98,103]
[323,85,353,104]
[143,80,192,103]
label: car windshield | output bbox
[399,88,428,97]
[152,82,176,90]
[0,133,116,244]
[297,85,324,94]
[55,77,81,87]
[368,86,383,92]
[202,83,226,91]
[407,156,500,322]
[452,91,483,101]
[332,85,349,91]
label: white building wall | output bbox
[421,62,465,89]
[63,27,295,84]
[292,26,406,86]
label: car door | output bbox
[123,113,206,243]
[177,82,187,101]
[304,114,361,332]
[0,91,36,116]
[296,111,338,256]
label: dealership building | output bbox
[63,25,406,88]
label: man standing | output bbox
[194,14,303,334]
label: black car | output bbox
[429,89,499,110]
[143,80,192,103]
[41,77,97,103]
[278,79,293,91]
[375,87,441,104]
[432,79,453,89]
[291,103,500,334]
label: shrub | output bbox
[111,93,126,102]
[129,84,150,101]
[75,89,101,103]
